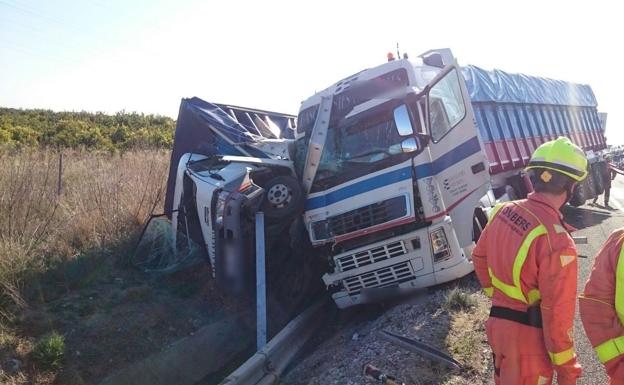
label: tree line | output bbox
[0,107,176,150]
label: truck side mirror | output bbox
[393,105,414,136]
[401,137,419,153]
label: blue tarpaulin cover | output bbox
[164,97,296,215]
[462,66,605,174]
[462,65,597,107]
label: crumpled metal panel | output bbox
[164,97,296,216]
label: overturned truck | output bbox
[164,48,606,310]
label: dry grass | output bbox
[0,148,252,384]
[441,282,492,385]
[443,286,478,312]
[0,148,169,327]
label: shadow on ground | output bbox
[7,244,256,385]
[562,205,614,230]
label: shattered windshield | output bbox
[312,116,406,191]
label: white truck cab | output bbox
[296,49,490,307]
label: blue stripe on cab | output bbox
[305,167,412,210]
[305,136,482,210]
[414,136,481,178]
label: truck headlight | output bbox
[430,227,451,262]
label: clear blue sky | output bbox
[1,0,622,143]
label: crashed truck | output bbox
[164,48,607,310]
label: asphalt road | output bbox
[564,177,624,385]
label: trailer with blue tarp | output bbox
[461,65,607,203]
[463,65,605,176]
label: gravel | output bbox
[282,281,493,385]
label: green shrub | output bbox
[443,287,477,312]
[0,107,175,150]
[31,331,65,370]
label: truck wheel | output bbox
[261,175,303,219]
[265,236,321,333]
[585,169,597,201]
[569,183,586,207]
[472,207,488,242]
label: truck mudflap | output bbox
[323,218,473,309]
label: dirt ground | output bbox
[1,259,255,385]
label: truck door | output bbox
[417,63,490,248]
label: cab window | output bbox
[429,68,466,142]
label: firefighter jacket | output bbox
[473,192,582,382]
[579,229,624,384]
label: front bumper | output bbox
[322,224,474,309]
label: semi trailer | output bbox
[164,48,607,310]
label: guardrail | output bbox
[219,300,326,385]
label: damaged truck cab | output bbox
[165,49,492,309]
[297,49,489,307]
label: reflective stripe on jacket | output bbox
[473,192,581,379]
[579,229,624,383]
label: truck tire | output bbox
[585,169,597,201]
[261,175,303,219]
[473,207,488,242]
[507,174,529,199]
[265,235,322,332]
[569,183,586,207]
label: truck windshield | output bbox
[312,116,408,191]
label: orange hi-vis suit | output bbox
[579,229,624,384]
[473,192,582,385]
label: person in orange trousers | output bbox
[579,230,624,384]
[473,137,586,385]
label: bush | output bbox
[0,107,175,150]
[0,149,169,327]
[31,332,65,370]
[443,287,477,312]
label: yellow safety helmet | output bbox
[525,137,588,182]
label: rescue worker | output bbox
[579,230,624,384]
[592,155,618,208]
[473,137,587,385]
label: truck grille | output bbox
[342,262,415,295]
[312,196,407,240]
[337,241,407,272]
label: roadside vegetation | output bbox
[0,144,172,383]
[443,284,490,382]
[0,108,175,150]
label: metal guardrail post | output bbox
[256,211,267,349]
